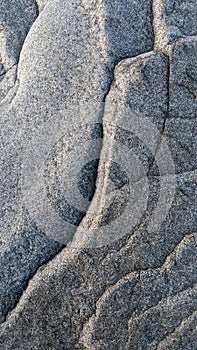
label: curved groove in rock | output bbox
[0,0,39,103]
[0,0,154,325]
[0,2,196,349]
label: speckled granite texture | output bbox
[0,0,196,349]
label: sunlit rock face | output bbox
[0,1,196,349]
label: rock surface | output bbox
[0,0,38,102]
[0,0,196,349]
[0,0,153,324]
[170,36,197,119]
[153,0,197,53]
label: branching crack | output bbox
[0,63,18,78]
[80,231,196,348]
[1,3,196,346]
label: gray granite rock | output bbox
[164,117,197,174]
[36,0,48,12]
[157,311,197,350]
[0,215,62,323]
[104,51,168,127]
[0,65,17,103]
[154,0,197,53]
[0,0,38,103]
[0,36,196,348]
[0,0,196,349]
[0,0,153,323]
[72,51,170,248]
[169,36,197,119]
[0,220,196,349]
[0,0,38,70]
[80,234,197,350]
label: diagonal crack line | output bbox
[0,50,153,327]
[147,54,170,177]
[156,309,197,350]
[3,38,193,324]
[34,0,39,17]
[100,231,197,297]
[1,79,20,106]
[156,310,197,350]
[127,285,197,350]
[0,58,119,326]
[0,63,18,78]
[79,271,140,344]
[160,231,197,268]
[80,232,196,346]
[3,243,65,325]
[128,283,197,325]
[7,1,40,106]
[80,231,196,336]
[81,49,156,229]
[0,63,18,106]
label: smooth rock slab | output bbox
[3,0,153,236]
[0,46,196,349]
[0,0,154,323]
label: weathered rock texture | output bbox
[153,0,197,53]
[0,0,38,102]
[0,0,196,349]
